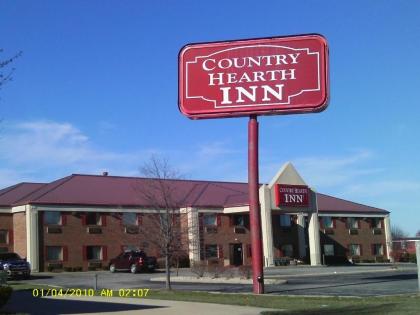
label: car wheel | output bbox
[109,264,116,273]
[23,273,31,280]
[130,264,138,274]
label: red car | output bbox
[108,250,157,273]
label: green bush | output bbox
[408,254,417,263]
[63,267,73,272]
[0,286,12,308]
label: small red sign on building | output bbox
[275,184,310,207]
[179,34,329,119]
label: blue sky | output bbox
[0,1,419,235]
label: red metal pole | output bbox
[248,115,264,294]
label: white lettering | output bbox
[262,84,284,101]
[236,86,257,103]
[202,59,216,71]
[220,87,232,104]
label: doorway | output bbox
[229,243,243,266]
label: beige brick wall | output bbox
[12,212,27,257]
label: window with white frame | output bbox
[279,214,291,227]
[281,244,293,257]
[349,244,361,256]
[324,244,335,256]
[347,218,359,229]
[87,246,102,260]
[203,214,217,226]
[44,211,61,225]
[0,230,8,244]
[371,218,382,228]
[122,213,137,226]
[322,217,334,228]
[373,244,384,256]
[46,246,63,261]
[86,213,101,225]
[205,244,218,259]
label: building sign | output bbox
[275,184,309,207]
[179,34,329,119]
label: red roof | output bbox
[13,174,250,208]
[0,182,46,207]
[0,174,389,214]
[316,193,388,214]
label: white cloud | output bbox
[0,120,156,185]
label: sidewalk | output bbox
[2,290,273,315]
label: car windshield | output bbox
[0,253,21,261]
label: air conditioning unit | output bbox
[87,227,102,234]
[205,226,218,233]
[47,226,62,234]
[349,228,358,235]
[234,226,246,234]
[125,226,139,234]
[372,228,382,235]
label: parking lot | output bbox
[18,263,418,297]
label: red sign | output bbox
[275,184,310,207]
[179,34,328,119]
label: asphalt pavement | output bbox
[13,263,419,297]
[2,290,272,315]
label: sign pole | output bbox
[248,115,264,294]
[416,241,420,293]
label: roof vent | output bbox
[102,172,108,176]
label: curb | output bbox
[150,276,287,285]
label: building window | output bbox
[347,218,359,229]
[0,230,8,244]
[349,244,361,256]
[280,244,293,257]
[46,246,63,261]
[232,214,249,227]
[205,244,218,259]
[44,211,61,225]
[371,218,382,229]
[279,214,291,227]
[122,213,137,226]
[87,246,102,260]
[322,217,334,228]
[324,244,335,256]
[203,214,217,226]
[86,213,101,226]
[373,244,384,256]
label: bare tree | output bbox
[0,49,22,91]
[135,156,190,290]
[391,225,409,239]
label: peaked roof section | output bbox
[0,182,46,207]
[268,162,306,188]
[13,174,250,208]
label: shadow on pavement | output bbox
[1,290,166,315]
[363,273,418,281]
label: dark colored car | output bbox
[108,250,157,273]
[0,252,31,279]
